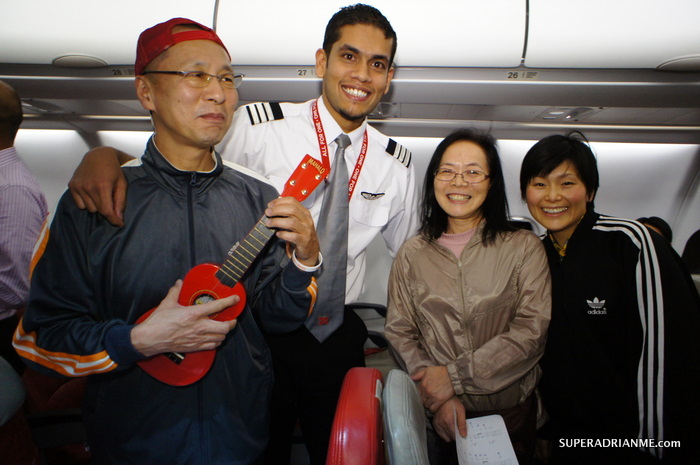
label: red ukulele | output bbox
[136,155,326,386]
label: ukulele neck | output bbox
[215,217,274,286]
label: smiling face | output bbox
[315,24,394,133]
[525,162,593,244]
[136,39,237,169]
[434,140,491,234]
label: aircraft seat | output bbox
[382,369,429,465]
[0,367,89,465]
[326,367,385,465]
[0,402,36,465]
[345,302,388,350]
[22,368,89,464]
[346,303,399,380]
[1,308,90,464]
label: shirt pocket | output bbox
[350,196,390,227]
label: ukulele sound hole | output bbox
[194,293,216,305]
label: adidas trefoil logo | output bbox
[586,297,607,315]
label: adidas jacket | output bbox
[539,208,700,463]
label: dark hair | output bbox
[519,132,599,209]
[420,128,514,245]
[323,4,397,65]
[0,80,23,143]
[637,216,673,242]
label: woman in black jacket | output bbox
[520,133,700,465]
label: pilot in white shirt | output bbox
[218,94,418,465]
[219,95,418,305]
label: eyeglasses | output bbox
[434,168,490,184]
[141,71,244,89]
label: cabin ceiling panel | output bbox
[216,0,526,68]
[525,0,700,69]
[2,0,698,72]
[0,0,216,65]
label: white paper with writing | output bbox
[454,411,518,465]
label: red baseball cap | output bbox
[135,17,230,75]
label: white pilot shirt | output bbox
[217,96,419,304]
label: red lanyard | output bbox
[311,99,368,200]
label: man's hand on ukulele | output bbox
[130,280,239,358]
[265,197,320,267]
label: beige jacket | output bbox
[385,226,551,411]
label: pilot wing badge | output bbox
[361,192,385,200]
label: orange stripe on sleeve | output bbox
[13,318,117,377]
[307,277,318,317]
[29,217,50,279]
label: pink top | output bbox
[437,228,477,258]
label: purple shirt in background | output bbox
[0,146,48,320]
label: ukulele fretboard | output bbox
[216,219,275,286]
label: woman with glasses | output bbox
[385,129,551,465]
[520,133,700,465]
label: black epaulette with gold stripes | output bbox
[245,102,284,125]
[386,139,411,167]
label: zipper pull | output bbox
[190,172,197,186]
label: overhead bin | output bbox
[0,0,217,67]
[525,0,700,70]
[1,0,698,71]
[2,0,699,144]
[216,0,526,67]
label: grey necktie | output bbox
[306,134,350,342]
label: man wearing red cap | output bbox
[14,18,320,465]
[68,5,419,464]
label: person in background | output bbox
[64,5,418,464]
[13,18,320,465]
[681,229,700,274]
[520,132,700,465]
[0,356,25,426]
[636,216,673,243]
[385,129,551,465]
[0,80,49,375]
[682,229,700,295]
